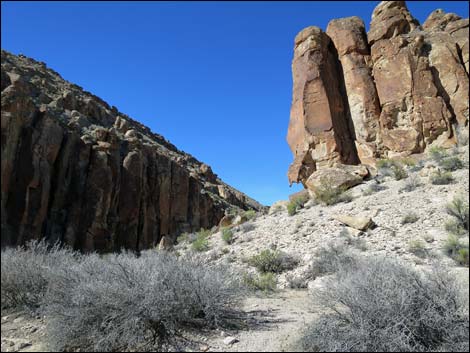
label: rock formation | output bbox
[287,1,469,188]
[1,50,265,252]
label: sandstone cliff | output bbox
[1,50,264,252]
[287,1,469,187]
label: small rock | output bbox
[334,215,374,231]
[223,337,239,345]
[16,342,32,350]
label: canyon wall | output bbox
[1,50,265,252]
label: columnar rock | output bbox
[287,26,359,186]
[424,9,470,75]
[423,10,469,126]
[326,17,381,166]
[1,50,265,252]
[369,1,454,154]
[287,1,469,189]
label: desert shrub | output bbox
[248,249,298,274]
[430,170,454,185]
[407,239,427,258]
[242,272,277,292]
[429,145,449,162]
[399,174,421,193]
[191,229,211,252]
[243,209,257,221]
[456,248,469,267]
[391,163,408,180]
[376,158,396,169]
[445,196,469,234]
[313,178,352,206]
[363,182,386,196]
[299,256,469,352]
[238,222,255,233]
[439,156,464,171]
[443,234,468,267]
[445,220,468,237]
[308,241,360,279]
[400,157,416,167]
[401,212,419,224]
[287,201,298,216]
[42,251,243,351]
[1,240,77,310]
[176,232,191,244]
[287,193,310,216]
[221,228,234,245]
[286,274,309,289]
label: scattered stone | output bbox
[223,337,239,345]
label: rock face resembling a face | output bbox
[287,0,469,188]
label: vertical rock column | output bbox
[326,17,381,166]
[369,1,453,155]
[423,10,469,127]
[287,26,358,186]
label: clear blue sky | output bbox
[2,1,468,205]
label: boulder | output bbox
[305,167,363,195]
[334,214,374,231]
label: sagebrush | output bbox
[299,255,469,352]
[2,243,244,351]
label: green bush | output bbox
[376,158,396,169]
[400,157,416,167]
[429,146,449,162]
[391,164,408,180]
[445,196,469,234]
[191,229,211,252]
[443,234,468,266]
[313,178,351,206]
[221,228,234,245]
[456,248,469,267]
[248,249,298,273]
[287,193,310,216]
[242,272,277,292]
[407,239,427,258]
[430,170,454,185]
[243,209,257,221]
[177,232,190,244]
[439,156,464,171]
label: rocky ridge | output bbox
[1,50,265,252]
[287,1,469,190]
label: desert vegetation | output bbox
[299,254,469,352]
[1,241,243,351]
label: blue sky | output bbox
[2,1,468,205]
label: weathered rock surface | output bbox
[286,26,359,186]
[1,50,265,252]
[326,17,381,167]
[287,1,469,188]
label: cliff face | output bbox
[287,1,469,186]
[1,50,264,252]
